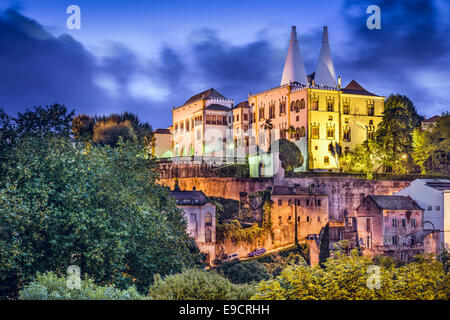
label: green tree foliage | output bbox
[252,250,449,300]
[19,272,146,300]
[148,268,255,300]
[93,119,137,146]
[254,245,308,277]
[216,260,271,284]
[270,139,304,172]
[0,136,201,298]
[375,94,422,173]
[95,112,152,146]
[14,104,75,138]
[413,113,450,175]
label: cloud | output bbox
[337,0,450,116]
[1,3,448,131]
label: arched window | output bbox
[300,99,305,109]
[367,104,375,116]
[295,100,300,112]
[290,101,295,112]
[295,127,300,140]
[205,213,212,226]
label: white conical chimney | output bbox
[314,26,337,87]
[281,26,307,86]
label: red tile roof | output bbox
[184,88,228,105]
[342,80,378,97]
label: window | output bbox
[324,156,330,164]
[300,99,305,109]
[392,235,398,245]
[278,216,282,225]
[366,218,371,231]
[295,100,300,112]
[205,229,212,242]
[367,104,375,116]
[326,100,334,112]
[306,216,310,222]
[436,206,441,211]
[278,200,282,206]
[300,126,306,137]
[347,218,353,227]
[186,120,190,131]
[280,101,286,114]
[402,219,406,228]
[317,199,321,207]
[410,235,416,245]
[190,214,196,223]
[288,215,292,221]
[306,199,310,206]
[428,205,432,211]
[205,213,212,226]
[343,103,350,114]
[327,127,335,139]
[290,101,296,112]
[369,120,373,125]
[318,216,321,222]
[328,115,333,121]
[392,218,397,228]
[311,125,319,139]
[244,113,248,121]
[343,127,351,142]
[296,116,299,121]
[411,218,416,227]
[311,98,319,110]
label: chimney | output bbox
[314,26,337,87]
[280,26,307,86]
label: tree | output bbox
[149,268,255,300]
[270,139,304,172]
[375,94,422,173]
[412,113,450,175]
[252,250,448,300]
[14,104,74,138]
[71,114,95,142]
[216,260,271,284]
[19,272,146,300]
[93,119,137,146]
[0,136,201,298]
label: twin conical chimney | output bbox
[280,26,307,86]
[314,26,337,87]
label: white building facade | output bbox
[396,179,450,249]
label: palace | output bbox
[155,26,385,171]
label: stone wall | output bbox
[158,176,410,220]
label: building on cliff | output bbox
[154,25,385,172]
[170,186,216,264]
[395,179,450,249]
[351,195,440,261]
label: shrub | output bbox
[216,260,271,284]
[19,272,146,300]
[148,268,255,300]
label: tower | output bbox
[314,26,337,87]
[281,26,307,86]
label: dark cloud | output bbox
[0,3,448,130]
[0,8,111,115]
[336,0,450,116]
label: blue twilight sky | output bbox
[0,0,449,129]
